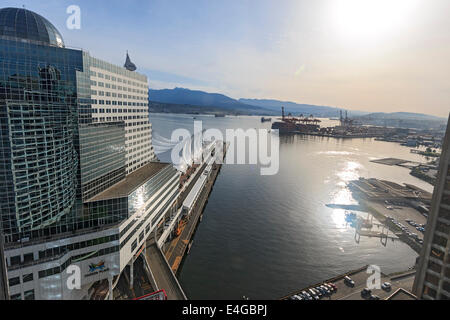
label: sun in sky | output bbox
[331,0,421,42]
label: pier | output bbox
[164,159,223,275]
[136,142,227,300]
[347,178,430,254]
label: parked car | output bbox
[344,276,355,287]
[369,295,380,300]
[315,286,324,295]
[327,283,337,291]
[308,289,319,300]
[381,282,392,291]
[361,288,372,297]
[312,288,322,297]
[301,291,312,300]
[301,292,312,300]
[319,285,330,295]
[324,283,335,292]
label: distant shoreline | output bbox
[148,101,274,117]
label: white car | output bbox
[381,282,391,291]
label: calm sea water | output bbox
[150,113,433,300]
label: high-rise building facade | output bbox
[0,231,8,300]
[0,7,179,300]
[413,114,450,300]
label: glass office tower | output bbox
[1,7,179,300]
[0,9,83,240]
[0,8,156,243]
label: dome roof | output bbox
[0,7,64,48]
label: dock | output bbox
[163,145,227,275]
[295,132,378,139]
[166,161,222,274]
[371,157,422,169]
[347,178,429,254]
[136,142,228,300]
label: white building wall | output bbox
[89,65,156,174]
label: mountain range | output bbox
[238,98,367,117]
[356,112,445,121]
[148,88,266,114]
[148,87,446,121]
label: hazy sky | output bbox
[3,0,449,117]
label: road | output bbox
[145,243,186,300]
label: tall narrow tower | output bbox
[413,114,450,299]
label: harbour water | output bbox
[150,113,433,300]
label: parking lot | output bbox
[333,270,415,300]
[282,266,417,300]
[368,201,427,243]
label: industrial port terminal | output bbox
[271,107,445,143]
[271,107,388,138]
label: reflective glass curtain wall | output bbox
[0,38,82,242]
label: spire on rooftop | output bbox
[124,51,137,72]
